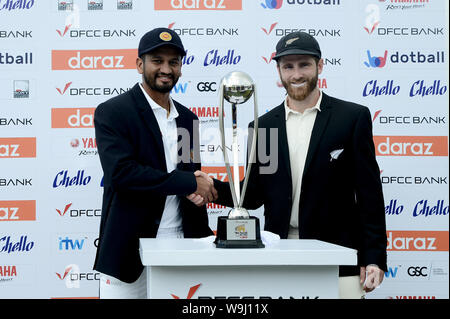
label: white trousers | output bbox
[287,227,365,299]
[99,226,184,299]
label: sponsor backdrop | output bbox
[0,0,448,299]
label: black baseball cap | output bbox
[138,27,186,57]
[273,31,321,61]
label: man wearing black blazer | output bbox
[208,32,387,298]
[93,28,215,298]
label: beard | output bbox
[281,70,318,101]
[143,70,179,94]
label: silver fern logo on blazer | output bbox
[330,149,344,161]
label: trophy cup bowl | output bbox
[222,71,254,105]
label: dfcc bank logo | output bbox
[52,49,136,70]
[171,283,201,299]
[262,52,276,64]
[51,108,95,128]
[155,0,242,10]
[0,138,36,158]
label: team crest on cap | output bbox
[160,32,172,41]
[285,37,299,46]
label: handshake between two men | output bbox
[187,170,218,206]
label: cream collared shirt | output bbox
[285,91,322,231]
[139,83,182,230]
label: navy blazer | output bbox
[214,92,387,276]
[93,83,213,283]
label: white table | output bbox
[139,238,357,299]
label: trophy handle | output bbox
[219,83,239,208]
[239,84,258,208]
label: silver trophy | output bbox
[214,71,264,248]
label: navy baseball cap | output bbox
[273,31,321,61]
[138,28,186,57]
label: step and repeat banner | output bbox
[1,0,448,299]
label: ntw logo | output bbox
[385,267,398,278]
[171,284,201,299]
[171,83,188,94]
[59,236,85,250]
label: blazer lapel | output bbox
[303,92,332,177]
[130,83,167,170]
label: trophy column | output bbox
[214,71,264,249]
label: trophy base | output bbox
[214,216,265,249]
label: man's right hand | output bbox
[192,170,218,204]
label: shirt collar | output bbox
[139,83,179,120]
[284,90,322,121]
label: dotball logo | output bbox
[52,49,136,70]
[0,138,36,158]
[374,136,448,156]
[52,108,95,128]
[155,0,242,10]
[0,200,36,221]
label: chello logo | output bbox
[204,49,241,66]
[0,0,34,10]
[52,49,136,70]
[53,170,92,188]
[51,108,95,128]
[155,0,242,10]
[374,136,448,156]
[0,138,36,158]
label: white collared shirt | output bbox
[139,83,182,230]
[285,91,322,230]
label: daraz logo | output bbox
[155,0,242,10]
[52,49,136,70]
[171,283,201,299]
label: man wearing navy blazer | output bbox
[209,32,387,298]
[93,28,215,298]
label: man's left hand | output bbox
[360,265,384,293]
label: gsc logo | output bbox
[407,266,428,277]
[197,81,217,92]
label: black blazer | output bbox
[215,93,387,276]
[93,83,213,283]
